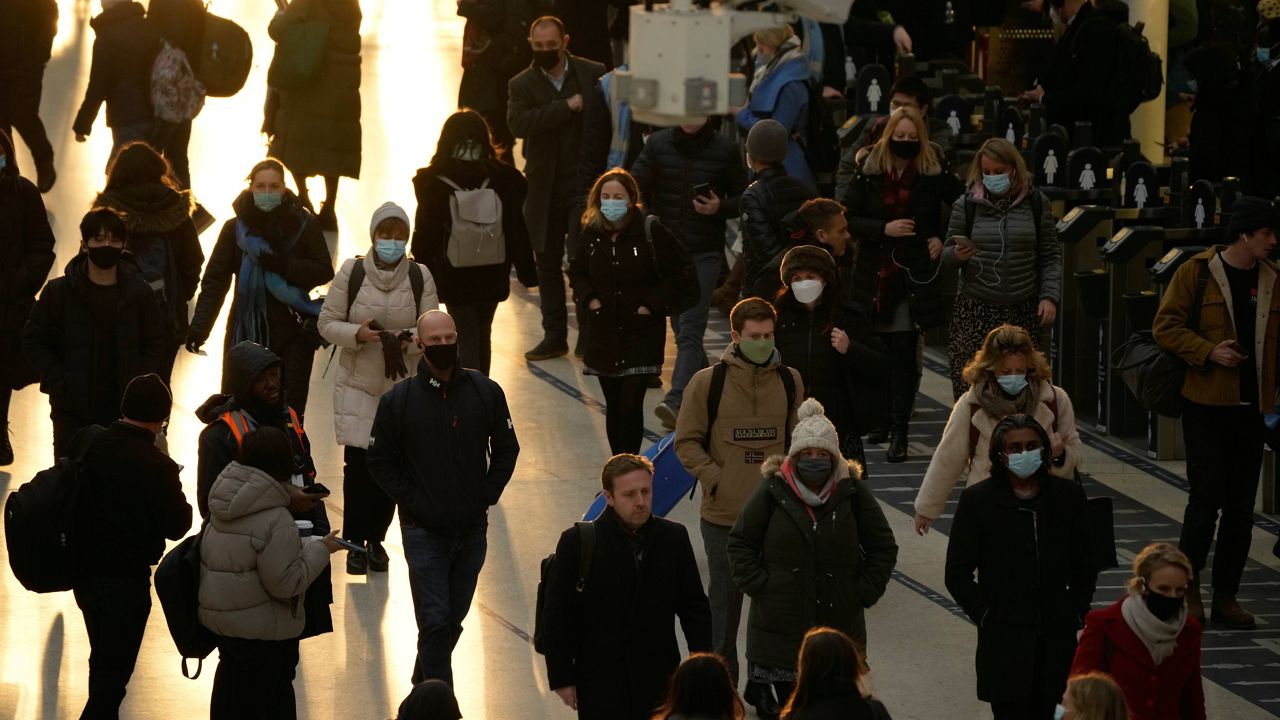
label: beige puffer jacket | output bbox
[318,253,439,447]
[198,462,331,641]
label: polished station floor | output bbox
[2,2,1279,718]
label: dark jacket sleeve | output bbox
[412,179,445,271]
[672,523,713,653]
[838,307,891,377]
[187,221,240,343]
[944,487,987,624]
[630,141,654,207]
[196,423,236,519]
[172,218,205,303]
[645,220,690,315]
[1035,193,1063,305]
[14,181,55,296]
[833,143,858,203]
[456,0,504,29]
[718,142,748,219]
[575,80,612,200]
[73,34,111,135]
[740,185,784,287]
[567,232,596,306]
[136,283,168,373]
[852,481,898,607]
[505,173,539,288]
[278,217,334,291]
[1064,481,1097,622]
[507,73,573,139]
[146,457,193,540]
[21,280,66,392]
[843,169,888,245]
[481,378,519,505]
[543,526,583,690]
[1042,16,1117,111]
[366,387,418,508]
[727,482,773,597]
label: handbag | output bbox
[641,215,700,315]
[1111,271,1208,418]
[268,18,330,89]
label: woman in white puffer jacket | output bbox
[319,202,439,574]
[200,427,342,719]
[914,324,1084,535]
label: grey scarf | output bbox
[1120,589,1187,665]
[975,376,1040,423]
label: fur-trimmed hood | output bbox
[94,183,196,235]
[855,141,945,177]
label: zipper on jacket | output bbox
[1018,505,1042,624]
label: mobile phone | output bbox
[693,182,713,198]
[303,483,331,496]
[954,235,976,250]
[331,536,367,553]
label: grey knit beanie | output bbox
[746,119,790,166]
[369,201,411,241]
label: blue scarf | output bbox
[749,55,810,114]
[234,221,323,346]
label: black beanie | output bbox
[120,373,172,423]
[1227,196,1278,238]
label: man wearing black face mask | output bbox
[23,207,166,458]
[508,15,606,361]
[367,309,521,687]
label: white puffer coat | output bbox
[198,462,331,640]
[318,253,439,447]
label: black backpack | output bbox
[1075,17,1164,114]
[802,80,840,174]
[198,11,252,97]
[533,521,596,655]
[154,525,217,679]
[3,426,104,593]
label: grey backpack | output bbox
[440,176,506,268]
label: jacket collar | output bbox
[415,360,465,393]
[718,343,781,372]
[1092,597,1163,670]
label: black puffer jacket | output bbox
[774,292,889,437]
[22,255,166,418]
[740,166,816,294]
[188,190,333,351]
[630,124,747,255]
[411,157,538,304]
[0,131,55,390]
[94,183,205,342]
[842,144,948,331]
[569,211,685,374]
[366,363,520,537]
[73,2,161,135]
[945,471,1097,704]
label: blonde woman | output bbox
[841,107,949,462]
[1058,673,1130,720]
[914,324,1082,535]
[1071,544,1205,720]
[942,137,1062,399]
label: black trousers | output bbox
[0,66,54,166]
[597,374,651,455]
[151,119,192,188]
[880,329,921,431]
[1180,401,1266,595]
[534,182,575,345]
[210,636,300,720]
[447,301,499,376]
[343,446,395,543]
[73,576,152,720]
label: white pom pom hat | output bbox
[788,397,843,460]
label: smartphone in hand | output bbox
[692,182,713,198]
[331,536,367,553]
[303,483,332,496]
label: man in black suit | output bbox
[541,454,713,720]
[508,15,606,361]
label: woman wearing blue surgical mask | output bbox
[915,323,1082,536]
[942,137,1063,401]
[945,413,1097,720]
[187,158,334,417]
[318,202,439,574]
[411,109,538,376]
[568,169,687,455]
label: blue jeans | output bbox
[401,523,488,686]
[664,251,723,409]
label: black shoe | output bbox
[744,681,780,720]
[646,375,663,389]
[887,428,908,463]
[525,338,569,361]
[367,542,389,573]
[36,159,57,194]
[346,546,368,575]
[0,425,12,466]
[865,427,888,444]
[317,202,338,231]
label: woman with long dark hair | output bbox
[411,109,538,375]
[93,141,205,385]
[780,627,891,720]
[651,653,745,720]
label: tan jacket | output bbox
[915,381,1083,520]
[198,462,330,641]
[674,346,804,527]
[1152,248,1280,408]
[318,254,439,447]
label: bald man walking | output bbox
[367,310,521,686]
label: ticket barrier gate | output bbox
[1054,205,1116,411]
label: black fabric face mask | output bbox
[890,139,921,161]
[533,49,561,70]
[86,245,123,270]
[1144,588,1184,622]
[423,343,458,371]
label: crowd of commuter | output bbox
[4,0,1280,718]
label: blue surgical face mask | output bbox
[983,172,1011,195]
[375,239,407,263]
[997,373,1028,396]
[253,191,283,212]
[600,198,629,223]
[1258,47,1272,64]
[0,155,7,171]
[1006,448,1044,479]
[1054,705,1066,720]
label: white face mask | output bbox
[791,279,824,305]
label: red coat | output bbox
[1071,597,1205,720]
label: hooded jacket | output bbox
[198,462,330,640]
[942,185,1063,307]
[318,254,438,447]
[93,183,205,340]
[72,1,161,135]
[727,456,898,670]
[0,130,55,390]
[674,345,805,527]
[22,254,166,419]
[366,362,520,537]
[915,379,1084,520]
